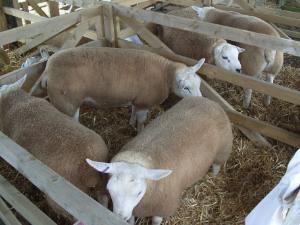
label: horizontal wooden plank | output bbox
[0,132,128,225]
[111,3,300,56]
[0,6,101,46]
[282,29,300,39]
[165,0,203,6]
[215,5,300,28]
[0,197,22,225]
[118,39,272,147]
[0,175,57,225]
[226,110,300,147]
[15,18,78,54]
[202,63,300,106]
[3,7,47,22]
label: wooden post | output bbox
[0,0,8,32]
[103,4,118,47]
[21,1,31,25]
[48,0,60,17]
[95,6,105,39]
[12,0,23,26]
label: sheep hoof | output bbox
[212,164,221,176]
[152,216,163,225]
[264,95,272,106]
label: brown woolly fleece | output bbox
[156,7,225,64]
[45,47,187,116]
[202,7,283,76]
[0,89,108,218]
[112,96,233,218]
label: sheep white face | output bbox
[86,159,172,222]
[173,58,205,98]
[107,174,146,221]
[214,42,244,73]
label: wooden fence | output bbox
[0,0,299,224]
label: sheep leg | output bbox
[243,73,263,108]
[264,74,275,106]
[72,108,80,122]
[242,88,252,108]
[136,109,148,133]
[96,194,109,208]
[152,216,163,225]
[129,105,137,127]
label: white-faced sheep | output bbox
[43,47,205,132]
[0,76,108,221]
[87,96,233,225]
[154,7,244,73]
[192,6,284,108]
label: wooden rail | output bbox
[0,131,128,225]
[0,175,57,225]
[215,5,300,28]
[0,6,101,46]
[111,3,300,56]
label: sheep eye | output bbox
[137,191,142,196]
[222,56,228,60]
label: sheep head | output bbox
[86,159,172,222]
[172,58,205,98]
[213,42,244,73]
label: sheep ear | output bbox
[188,58,205,73]
[0,74,27,96]
[143,168,172,181]
[86,159,115,174]
[237,46,245,53]
[191,6,214,19]
[191,6,205,18]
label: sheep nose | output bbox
[236,68,241,73]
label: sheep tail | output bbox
[41,73,48,89]
[264,49,276,67]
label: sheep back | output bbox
[0,90,108,211]
[45,47,185,114]
[112,96,233,217]
[157,7,220,63]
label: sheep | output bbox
[86,96,233,225]
[44,47,205,132]
[21,47,50,68]
[192,6,284,108]
[154,7,244,73]
[0,76,109,221]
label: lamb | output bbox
[44,47,205,132]
[0,76,108,221]
[154,7,244,73]
[86,96,233,225]
[192,6,284,108]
